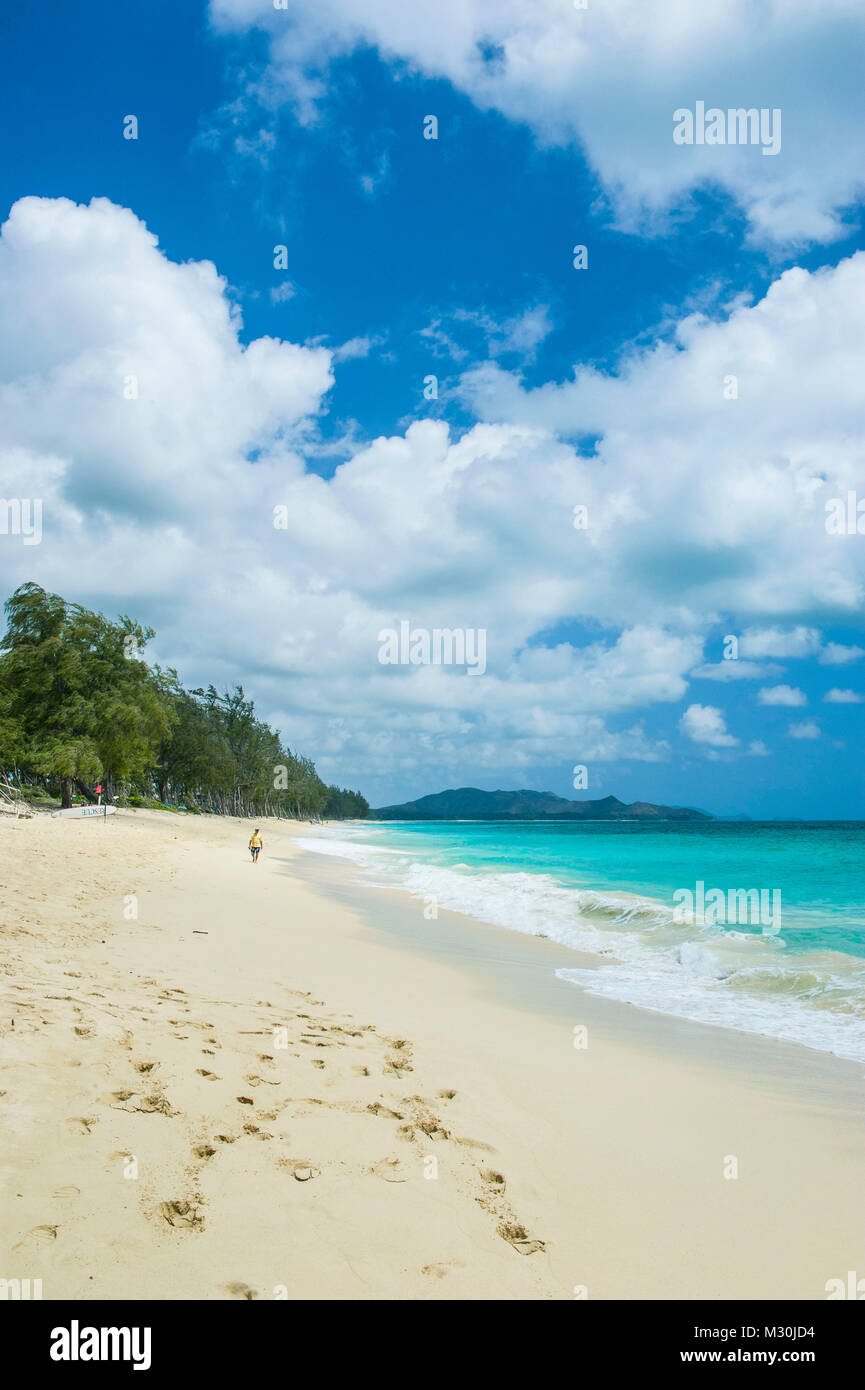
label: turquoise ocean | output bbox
[299,820,865,1062]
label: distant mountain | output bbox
[368,788,713,821]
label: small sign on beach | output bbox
[52,805,118,819]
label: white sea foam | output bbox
[295,830,865,1062]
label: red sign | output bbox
[96,784,102,794]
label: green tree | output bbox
[0,583,173,806]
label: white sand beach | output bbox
[1,809,863,1300]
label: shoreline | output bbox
[298,819,865,1068]
[2,809,863,1300]
[287,834,865,1103]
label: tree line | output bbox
[0,582,368,820]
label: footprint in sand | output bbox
[371,1157,407,1183]
[52,1185,80,1200]
[224,1282,258,1300]
[399,1103,449,1143]
[480,1169,506,1192]
[65,1116,98,1135]
[192,1144,216,1160]
[135,1093,176,1116]
[196,1069,220,1081]
[367,1102,404,1121]
[496,1222,545,1256]
[421,1261,463,1279]
[134,1061,157,1074]
[158,1200,206,1232]
[279,1159,320,1181]
[242,1123,273,1140]
[13,1224,58,1251]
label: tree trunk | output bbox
[60,776,73,809]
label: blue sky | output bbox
[1,1,863,816]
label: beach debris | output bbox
[0,777,33,817]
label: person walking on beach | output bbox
[249,828,263,864]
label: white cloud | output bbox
[824,688,863,703]
[210,0,865,246]
[691,660,783,682]
[819,641,864,665]
[788,720,821,739]
[332,335,384,363]
[2,194,864,796]
[747,740,770,757]
[679,704,739,748]
[419,304,552,365]
[461,304,553,361]
[459,256,865,627]
[757,684,807,706]
[737,628,822,660]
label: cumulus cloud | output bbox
[459,257,865,627]
[823,688,863,703]
[209,0,865,246]
[788,720,821,739]
[2,194,864,796]
[679,704,739,748]
[819,641,864,665]
[757,685,807,706]
[740,627,822,659]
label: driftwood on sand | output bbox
[0,777,32,818]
